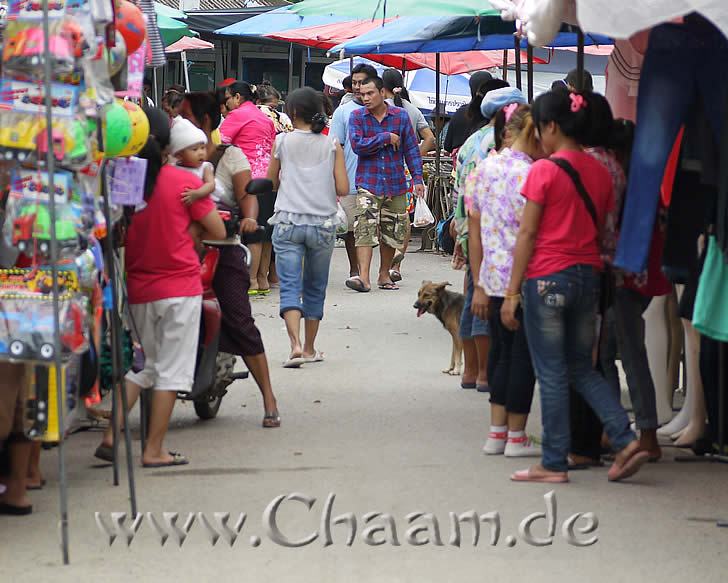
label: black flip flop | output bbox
[461,382,476,389]
[0,502,33,516]
[26,478,46,491]
[94,444,113,463]
[142,451,189,468]
[345,277,370,293]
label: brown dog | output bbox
[414,281,465,375]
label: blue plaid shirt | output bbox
[349,104,423,198]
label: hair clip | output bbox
[503,102,519,122]
[570,93,587,113]
[393,87,403,94]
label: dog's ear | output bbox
[435,281,451,289]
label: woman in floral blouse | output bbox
[465,103,543,459]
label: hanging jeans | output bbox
[614,15,728,273]
[522,265,636,472]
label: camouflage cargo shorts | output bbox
[353,188,408,250]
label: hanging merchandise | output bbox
[118,99,149,156]
[102,98,132,157]
[115,0,146,55]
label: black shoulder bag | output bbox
[548,157,615,313]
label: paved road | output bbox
[2,247,727,582]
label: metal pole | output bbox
[153,68,159,106]
[501,49,507,82]
[527,44,534,103]
[100,165,137,517]
[42,1,69,565]
[514,38,522,91]
[182,51,190,92]
[576,30,585,90]
[435,53,441,178]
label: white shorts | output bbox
[339,194,357,232]
[126,296,202,393]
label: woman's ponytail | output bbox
[311,113,327,134]
[136,108,171,200]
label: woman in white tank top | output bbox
[267,88,350,368]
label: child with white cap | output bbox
[170,118,217,205]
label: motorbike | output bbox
[177,178,274,420]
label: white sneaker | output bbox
[482,430,507,455]
[504,436,542,458]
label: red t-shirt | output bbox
[125,165,215,304]
[522,150,615,279]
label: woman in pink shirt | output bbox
[220,81,277,293]
[94,109,225,468]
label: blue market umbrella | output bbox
[330,16,612,55]
[215,6,346,37]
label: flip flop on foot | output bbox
[263,411,281,428]
[283,353,306,368]
[511,466,569,483]
[389,269,402,283]
[377,282,399,291]
[94,443,113,463]
[345,276,370,293]
[0,502,33,515]
[302,351,324,363]
[142,451,189,468]
[608,448,649,482]
[391,252,404,269]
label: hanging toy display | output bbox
[115,0,146,55]
[118,100,149,157]
[105,31,127,78]
[102,98,132,157]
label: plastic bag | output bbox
[335,201,348,235]
[413,197,435,227]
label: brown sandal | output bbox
[263,411,281,428]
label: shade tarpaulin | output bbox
[215,6,346,37]
[288,0,506,20]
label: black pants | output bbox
[700,336,728,445]
[487,297,536,415]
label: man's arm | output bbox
[349,112,391,155]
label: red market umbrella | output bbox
[165,37,215,53]
[265,20,544,74]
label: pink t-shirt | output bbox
[522,150,615,279]
[219,101,276,178]
[126,165,216,304]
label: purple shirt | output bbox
[349,104,423,198]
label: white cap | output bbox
[169,118,207,155]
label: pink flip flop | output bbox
[608,450,649,482]
[511,468,569,483]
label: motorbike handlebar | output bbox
[246,178,274,197]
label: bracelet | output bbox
[504,293,521,300]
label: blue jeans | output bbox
[522,265,635,472]
[459,268,489,339]
[615,16,728,272]
[272,223,335,320]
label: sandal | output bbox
[511,467,569,483]
[263,411,281,428]
[345,276,370,293]
[391,252,404,269]
[377,282,399,291]
[142,451,189,468]
[302,351,324,363]
[26,478,46,491]
[608,449,649,482]
[283,354,306,368]
[0,502,33,516]
[389,269,402,283]
[94,443,114,463]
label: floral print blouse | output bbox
[465,148,534,297]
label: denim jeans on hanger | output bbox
[615,15,728,273]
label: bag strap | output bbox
[548,157,598,230]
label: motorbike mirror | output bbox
[246,178,273,196]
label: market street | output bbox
[2,248,727,582]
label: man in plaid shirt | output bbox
[346,77,424,292]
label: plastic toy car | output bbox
[12,204,78,255]
[2,28,74,71]
[0,117,41,161]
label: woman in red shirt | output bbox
[94,109,225,468]
[502,90,647,484]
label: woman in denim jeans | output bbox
[266,88,350,367]
[501,90,648,483]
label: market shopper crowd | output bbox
[5,24,728,515]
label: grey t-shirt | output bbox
[386,98,429,137]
